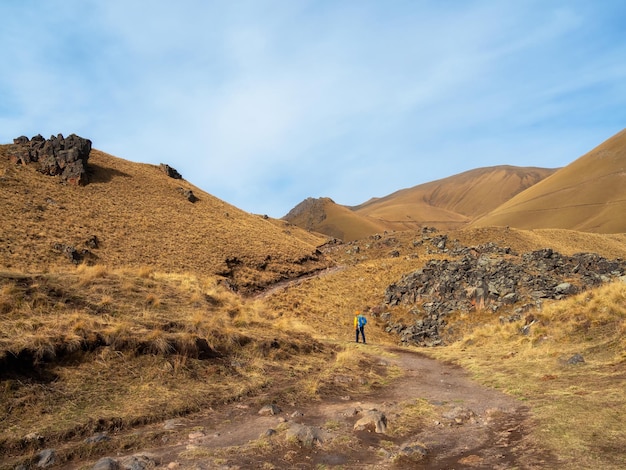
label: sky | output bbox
[1,1,625,218]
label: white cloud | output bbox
[1,0,625,217]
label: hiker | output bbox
[355,311,367,343]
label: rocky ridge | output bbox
[8,133,92,185]
[381,236,626,347]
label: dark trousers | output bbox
[356,326,366,343]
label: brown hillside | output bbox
[284,166,555,241]
[354,165,556,226]
[471,129,626,233]
[283,197,391,241]
[0,145,331,293]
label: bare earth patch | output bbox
[62,346,558,469]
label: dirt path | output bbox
[69,346,558,469]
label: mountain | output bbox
[353,165,556,226]
[471,129,626,233]
[283,197,390,241]
[284,166,556,241]
[0,143,331,293]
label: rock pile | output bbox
[383,245,626,347]
[9,133,92,185]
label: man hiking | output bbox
[355,311,367,344]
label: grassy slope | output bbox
[471,129,626,233]
[282,197,392,242]
[0,147,330,292]
[0,266,344,466]
[354,165,556,226]
[263,227,626,469]
[431,281,626,469]
[3,136,626,468]
[284,166,555,241]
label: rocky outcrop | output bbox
[383,244,626,347]
[9,133,92,185]
[159,163,182,179]
[52,242,98,265]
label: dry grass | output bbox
[429,281,626,469]
[0,267,332,457]
[3,136,626,468]
[0,146,331,293]
[472,129,626,233]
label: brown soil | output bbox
[63,346,559,469]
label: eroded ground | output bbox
[60,346,559,469]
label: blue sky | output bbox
[1,1,625,217]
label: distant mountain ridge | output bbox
[284,128,626,240]
[284,165,557,241]
[471,129,626,233]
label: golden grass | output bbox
[429,281,626,470]
[0,267,335,457]
[0,146,331,292]
[471,129,626,233]
[3,135,626,468]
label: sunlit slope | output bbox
[284,166,555,240]
[283,197,390,241]
[0,146,330,291]
[354,166,556,228]
[471,129,626,233]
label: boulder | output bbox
[285,423,327,447]
[36,448,56,468]
[92,457,120,470]
[566,353,585,365]
[160,163,182,179]
[353,409,387,433]
[258,404,281,416]
[8,133,92,185]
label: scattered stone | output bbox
[92,457,120,470]
[285,423,327,447]
[24,432,43,442]
[263,428,277,437]
[333,375,353,384]
[383,246,626,347]
[85,432,110,444]
[188,431,206,440]
[258,404,282,416]
[353,409,387,433]
[442,406,477,425]
[177,187,198,202]
[399,441,428,459]
[567,353,585,365]
[118,453,160,470]
[163,419,184,430]
[85,235,100,249]
[36,448,56,468]
[555,282,577,297]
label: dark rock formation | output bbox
[52,243,98,265]
[177,187,198,203]
[8,133,92,185]
[160,163,182,179]
[383,244,626,347]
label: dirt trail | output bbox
[68,346,559,469]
